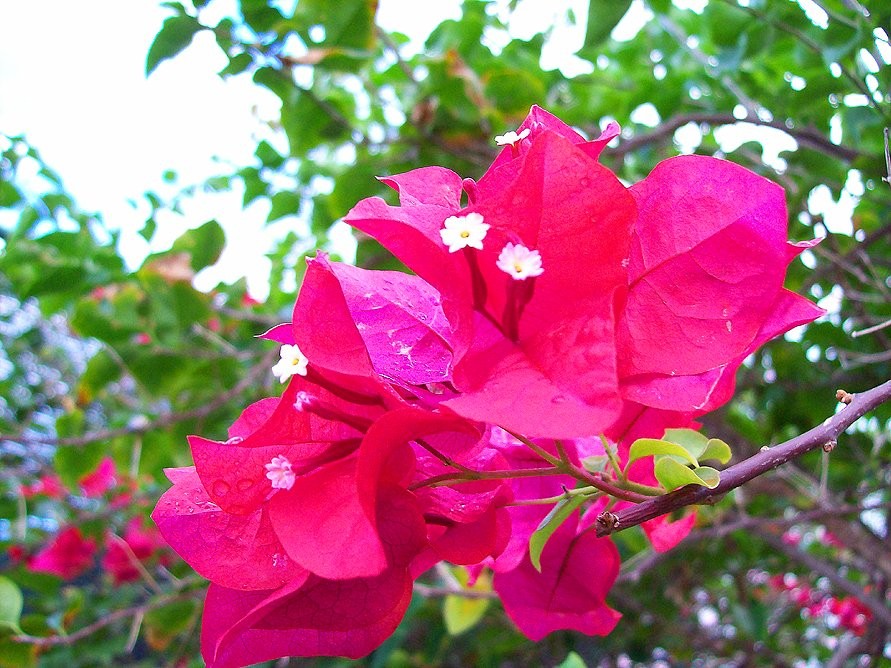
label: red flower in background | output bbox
[79,457,117,497]
[20,473,66,499]
[102,517,168,584]
[27,527,96,580]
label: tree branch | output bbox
[608,111,861,163]
[0,349,277,447]
[596,380,891,537]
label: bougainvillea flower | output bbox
[154,466,307,590]
[347,128,635,439]
[155,105,826,660]
[79,456,117,497]
[27,526,96,579]
[20,473,66,499]
[494,509,621,640]
[617,155,825,413]
[262,252,455,393]
[201,569,413,668]
[345,106,821,438]
[101,516,167,584]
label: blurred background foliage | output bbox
[1,0,890,665]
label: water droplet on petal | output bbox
[551,394,568,404]
[236,479,254,491]
[212,480,231,497]
[226,436,244,445]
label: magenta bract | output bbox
[154,105,822,665]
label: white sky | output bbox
[0,0,855,300]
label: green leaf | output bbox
[581,454,609,473]
[700,438,732,465]
[0,576,23,634]
[170,220,225,271]
[654,458,721,492]
[558,652,588,668]
[627,438,700,469]
[0,180,21,207]
[54,440,104,488]
[146,15,204,76]
[662,428,710,460]
[443,570,491,636]
[77,349,123,403]
[581,0,632,56]
[145,599,198,650]
[268,191,302,223]
[219,51,253,77]
[529,494,586,572]
[295,0,378,51]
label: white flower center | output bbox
[496,242,544,280]
[265,455,296,490]
[440,212,490,253]
[494,128,531,147]
[271,344,309,383]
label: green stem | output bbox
[600,434,625,480]
[508,486,603,506]
[502,427,651,504]
[409,466,565,490]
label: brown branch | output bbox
[12,590,202,648]
[756,529,891,628]
[412,583,497,600]
[608,111,861,163]
[596,379,891,538]
[0,349,277,447]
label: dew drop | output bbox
[236,479,254,491]
[726,320,733,333]
[226,436,244,445]
[187,506,194,514]
[212,480,231,497]
[551,394,568,404]
[580,177,591,187]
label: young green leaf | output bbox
[654,458,721,492]
[700,438,732,465]
[663,428,710,459]
[627,438,700,470]
[529,495,586,572]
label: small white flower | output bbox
[271,344,308,382]
[440,212,490,253]
[494,128,531,146]
[496,242,544,280]
[265,455,296,490]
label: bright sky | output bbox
[0,0,602,298]
[0,0,855,300]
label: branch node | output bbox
[822,440,837,453]
[836,389,854,405]
[596,511,621,534]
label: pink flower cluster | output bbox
[766,574,873,636]
[16,458,167,583]
[153,107,822,667]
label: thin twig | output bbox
[13,590,202,648]
[0,349,276,447]
[596,380,891,537]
